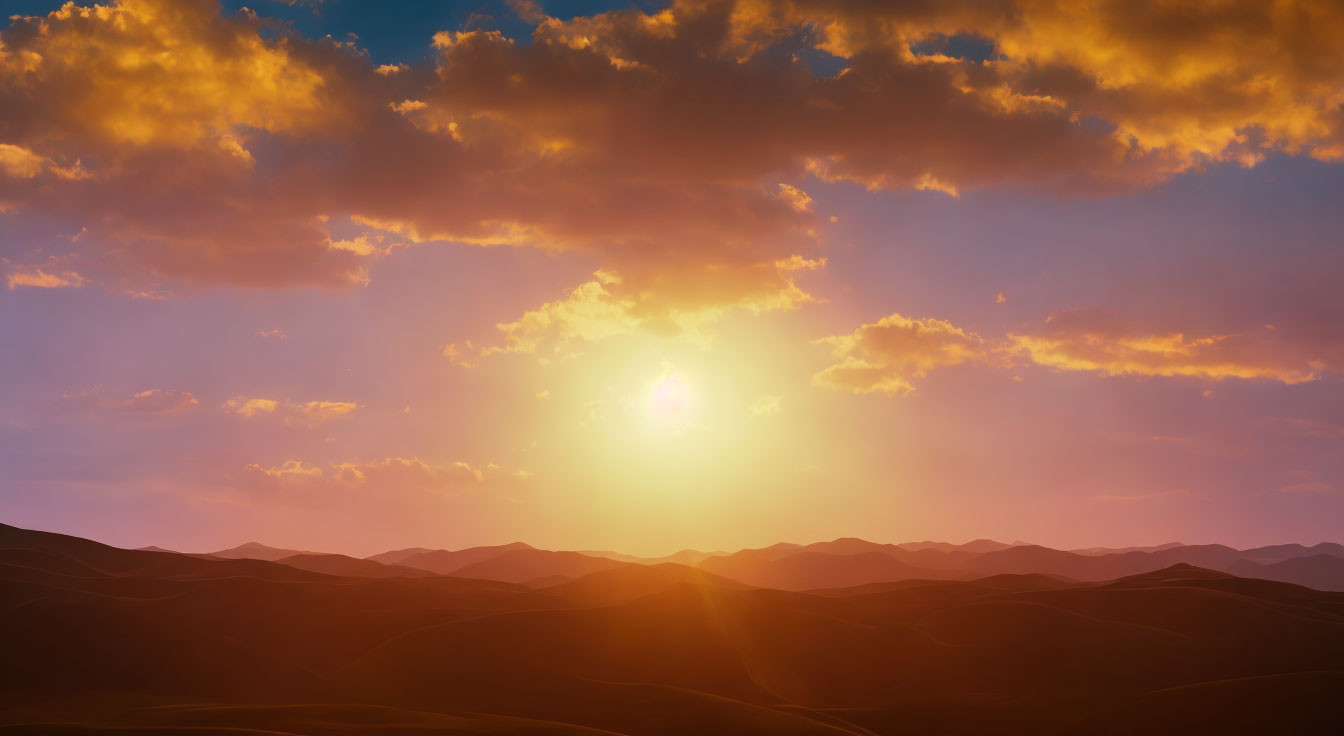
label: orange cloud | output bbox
[749,395,783,416]
[240,456,505,496]
[813,313,989,395]
[62,387,198,414]
[223,397,358,426]
[243,460,324,482]
[815,307,1329,395]
[3,0,1342,333]
[1008,310,1324,383]
[6,265,87,290]
[0,144,47,179]
[223,398,280,416]
[331,457,492,487]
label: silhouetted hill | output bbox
[0,523,329,583]
[542,562,749,606]
[897,538,1017,553]
[1246,553,1344,591]
[699,549,947,590]
[273,553,439,578]
[962,543,1344,590]
[449,548,628,583]
[393,542,535,575]
[1104,562,1237,584]
[575,548,713,565]
[0,703,627,735]
[363,546,435,565]
[202,534,1344,590]
[208,541,321,561]
[3,523,1341,736]
[1072,671,1344,735]
[1239,542,1344,563]
[1070,542,1185,556]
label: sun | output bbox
[648,372,690,418]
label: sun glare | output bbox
[648,373,689,417]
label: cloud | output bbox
[62,388,198,414]
[1274,469,1341,495]
[1008,310,1325,383]
[1094,489,1204,502]
[461,258,825,360]
[1275,481,1341,495]
[740,0,1344,167]
[223,397,358,426]
[331,457,491,487]
[0,0,370,288]
[223,398,280,416]
[243,459,323,481]
[6,265,87,290]
[749,395,782,416]
[814,307,1331,395]
[290,400,360,427]
[813,313,989,395]
[2,0,1336,341]
[483,275,641,357]
[0,143,88,182]
[240,456,503,495]
[255,329,288,339]
[0,144,47,179]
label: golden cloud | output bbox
[6,265,87,290]
[749,395,783,416]
[223,397,279,416]
[1008,310,1324,383]
[814,307,1328,395]
[813,313,989,395]
[223,397,358,425]
[241,456,505,494]
[62,387,198,414]
[244,459,324,481]
[0,144,47,179]
[331,457,492,487]
[1,0,1342,331]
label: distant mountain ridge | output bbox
[4,521,1341,736]
[274,553,438,579]
[207,541,320,561]
[138,534,1344,592]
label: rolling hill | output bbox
[6,523,1341,735]
[272,553,439,578]
[388,542,537,575]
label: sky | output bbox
[1,0,1342,557]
